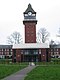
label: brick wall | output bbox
[41,48,46,61]
[24,22,37,43]
[16,49,21,62]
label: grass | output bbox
[0,64,27,79]
[0,58,60,80]
[25,66,60,80]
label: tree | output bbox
[7,31,23,44]
[57,28,60,37]
[37,28,50,43]
[49,40,55,45]
[58,28,60,34]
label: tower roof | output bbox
[24,4,36,14]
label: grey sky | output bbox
[0,0,60,44]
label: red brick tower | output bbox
[23,4,37,43]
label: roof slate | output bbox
[24,4,36,14]
[0,45,12,49]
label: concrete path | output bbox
[2,65,36,80]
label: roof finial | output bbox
[28,3,32,8]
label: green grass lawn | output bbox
[0,64,27,79]
[25,66,60,80]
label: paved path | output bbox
[2,65,36,80]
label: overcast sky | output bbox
[0,0,60,44]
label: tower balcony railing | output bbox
[24,16,36,20]
[23,19,37,21]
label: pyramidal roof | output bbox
[24,4,36,14]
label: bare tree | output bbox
[57,28,60,37]
[49,40,55,45]
[58,28,60,34]
[37,28,50,43]
[7,31,23,44]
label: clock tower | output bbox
[23,4,37,43]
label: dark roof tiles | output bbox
[0,45,12,49]
[24,4,36,14]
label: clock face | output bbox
[28,12,32,16]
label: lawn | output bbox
[25,66,60,80]
[0,64,27,79]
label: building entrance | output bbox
[24,49,38,62]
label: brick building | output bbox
[0,45,12,59]
[12,4,50,62]
[50,44,60,58]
